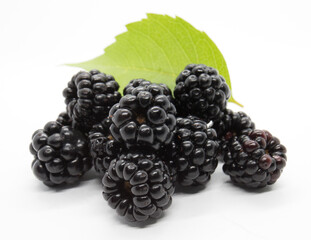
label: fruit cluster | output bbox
[30,64,287,222]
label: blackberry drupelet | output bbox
[63,69,121,132]
[56,112,72,126]
[159,141,178,183]
[30,120,92,186]
[109,85,177,150]
[174,64,230,122]
[124,79,173,102]
[213,109,255,139]
[213,109,255,162]
[102,152,174,222]
[223,129,287,188]
[170,116,219,186]
[89,117,123,176]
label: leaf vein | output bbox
[179,21,200,63]
[103,64,176,77]
[150,17,191,63]
[129,26,175,75]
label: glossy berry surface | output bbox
[159,141,178,184]
[223,129,287,188]
[213,110,255,162]
[63,69,121,132]
[109,82,177,150]
[169,116,219,186]
[56,112,72,126]
[30,120,92,186]
[124,78,173,102]
[213,109,255,139]
[102,152,174,222]
[174,64,230,122]
[89,117,123,175]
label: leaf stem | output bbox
[229,97,244,107]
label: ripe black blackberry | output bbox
[159,141,178,183]
[169,116,219,186]
[102,152,174,222]
[109,85,177,150]
[213,110,255,162]
[124,79,173,102]
[63,69,121,132]
[174,64,230,122]
[56,112,72,126]
[223,129,287,188]
[89,117,123,176]
[30,120,92,186]
[213,109,255,139]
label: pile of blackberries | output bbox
[30,64,287,222]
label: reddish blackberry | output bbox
[223,129,287,188]
[109,86,177,150]
[30,120,92,186]
[124,79,173,102]
[174,64,230,122]
[170,116,219,186]
[102,152,174,222]
[63,69,121,132]
[89,117,123,175]
[213,109,255,139]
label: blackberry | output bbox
[56,112,72,126]
[63,69,121,132]
[159,142,178,183]
[213,109,255,139]
[124,79,173,102]
[89,117,123,175]
[102,152,174,222]
[30,120,92,186]
[170,116,219,186]
[223,129,287,188]
[174,64,230,122]
[109,85,177,150]
[213,110,255,162]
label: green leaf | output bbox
[68,13,242,106]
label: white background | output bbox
[0,0,310,239]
